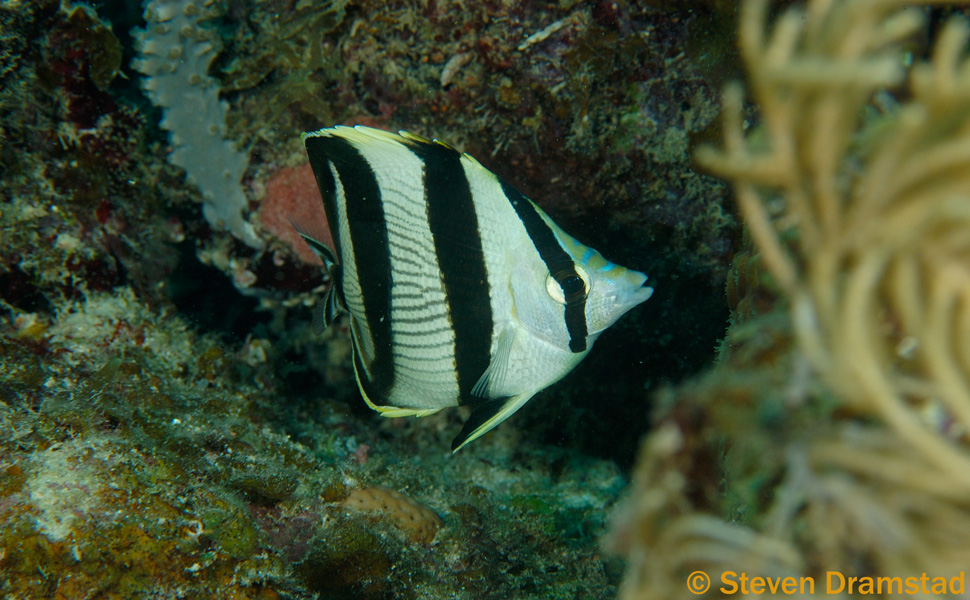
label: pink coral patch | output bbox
[259,163,333,266]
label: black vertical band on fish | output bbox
[304,137,342,260]
[310,135,396,396]
[409,141,494,402]
[500,180,589,353]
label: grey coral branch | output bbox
[133,0,263,250]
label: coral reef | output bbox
[0,0,751,597]
[1,1,182,311]
[1,287,624,599]
[224,1,734,277]
[611,0,970,597]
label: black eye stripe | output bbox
[502,181,588,353]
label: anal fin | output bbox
[451,392,536,453]
[377,407,444,418]
[348,319,438,418]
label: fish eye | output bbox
[545,266,590,305]
[560,275,584,295]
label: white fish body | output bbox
[297,126,653,451]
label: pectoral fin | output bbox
[470,326,517,399]
[451,392,536,453]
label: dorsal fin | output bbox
[291,224,338,270]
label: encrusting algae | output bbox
[611,0,970,598]
[1,286,624,599]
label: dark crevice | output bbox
[166,241,268,342]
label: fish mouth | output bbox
[602,283,653,320]
[624,271,653,302]
[615,272,653,311]
[626,284,654,308]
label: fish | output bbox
[296,125,653,451]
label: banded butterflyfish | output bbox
[296,126,653,452]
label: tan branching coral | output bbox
[704,0,970,469]
[698,0,970,471]
[613,1,970,598]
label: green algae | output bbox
[62,5,122,90]
[200,505,262,560]
[295,519,395,600]
[229,467,300,504]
